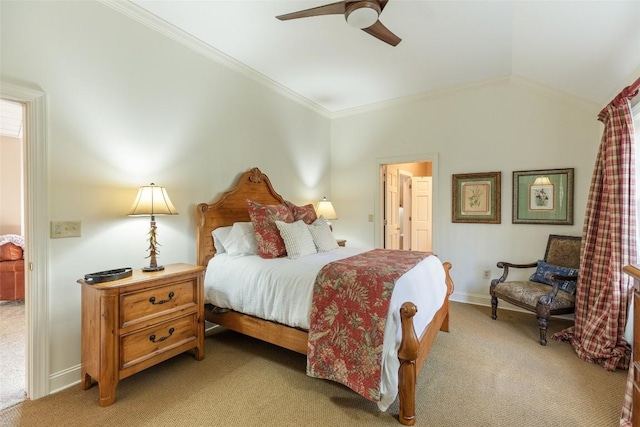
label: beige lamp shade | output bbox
[315,197,338,220]
[128,184,178,216]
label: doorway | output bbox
[382,162,433,251]
[0,98,27,409]
[1,81,50,402]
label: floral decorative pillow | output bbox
[246,199,294,258]
[529,260,579,294]
[285,201,317,225]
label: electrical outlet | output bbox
[51,221,82,238]
[482,270,491,279]
[368,214,374,222]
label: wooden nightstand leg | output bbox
[81,371,93,390]
[98,380,118,407]
[99,294,118,406]
[194,345,204,361]
[194,284,205,361]
[194,315,204,360]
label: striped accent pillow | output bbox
[275,220,317,259]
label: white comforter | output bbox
[204,247,448,411]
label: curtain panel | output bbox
[552,87,637,373]
[546,81,638,425]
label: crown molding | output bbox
[509,75,600,115]
[331,76,514,118]
[331,74,601,118]
[99,0,332,118]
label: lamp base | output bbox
[142,265,165,272]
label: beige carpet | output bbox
[0,302,627,426]
[0,300,26,411]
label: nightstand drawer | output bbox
[120,279,196,327]
[121,313,197,368]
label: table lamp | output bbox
[315,197,338,231]
[128,183,178,271]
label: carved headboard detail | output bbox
[196,167,285,266]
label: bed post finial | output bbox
[249,167,263,183]
[398,302,418,425]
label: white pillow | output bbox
[308,216,339,252]
[212,226,233,254]
[225,222,258,256]
[275,220,317,259]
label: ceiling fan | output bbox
[276,0,401,47]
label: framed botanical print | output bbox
[512,168,574,224]
[452,172,501,224]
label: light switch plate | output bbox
[51,221,82,238]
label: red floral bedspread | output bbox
[306,248,432,402]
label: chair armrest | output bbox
[539,272,578,304]
[491,261,538,285]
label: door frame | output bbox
[398,169,413,250]
[2,80,50,399]
[375,153,439,251]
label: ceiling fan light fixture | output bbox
[345,1,380,29]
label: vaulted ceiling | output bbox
[87,1,640,114]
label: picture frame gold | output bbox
[452,172,501,224]
[512,168,574,225]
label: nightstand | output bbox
[337,239,346,247]
[79,263,205,406]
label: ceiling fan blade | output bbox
[276,1,346,21]
[362,20,401,46]
[378,0,389,12]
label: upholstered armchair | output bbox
[490,234,581,345]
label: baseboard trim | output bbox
[43,295,573,396]
[49,364,81,395]
[450,292,575,320]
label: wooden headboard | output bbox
[196,167,285,266]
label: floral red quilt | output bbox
[306,248,431,402]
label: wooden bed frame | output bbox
[196,167,454,426]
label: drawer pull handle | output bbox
[149,327,175,343]
[149,291,175,305]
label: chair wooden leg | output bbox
[536,302,550,346]
[537,315,548,346]
[491,296,498,320]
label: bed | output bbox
[196,167,454,426]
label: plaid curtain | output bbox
[552,91,637,351]
[549,87,638,425]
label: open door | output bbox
[411,177,432,252]
[384,165,400,249]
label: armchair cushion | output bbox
[529,260,578,294]
[493,280,575,310]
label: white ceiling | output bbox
[111,1,640,114]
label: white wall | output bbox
[330,79,602,305]
[1,1,331,390]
